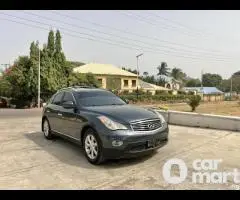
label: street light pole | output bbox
[38,47,41,108]
[136,53,143,99]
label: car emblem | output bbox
[148,123,155,129]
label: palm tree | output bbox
[157,62,170,76]
[171,67,183,80]
[143,72,148,76]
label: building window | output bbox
[98,78,102,86]
[132,80,136,87]
[124,80,128,87]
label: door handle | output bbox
[57,113,62,116]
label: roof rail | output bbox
[57,85,97,92]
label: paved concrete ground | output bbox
[0,109,240,189]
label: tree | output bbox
[4,56,33,107]
[68,61,85,68]
[157,62,170,76]
[28,41,40,99]
[171,67,183,80]
[157,78,167,87]
[55,30,62,53]
[47,30,55,56]
[3,30,99,106]
[143,72,148,76]
[187,95,201,112]
[122,67,138,74]
[67,72,99,87]
[141,75,155,84]
[233,71,240,76]
[53,30,68,89]
[0,75,12,97]
[185,78,202,87]
[220,77,240,93]
[202,73,222,88]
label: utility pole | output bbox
[136,53,143,99]
[230,75,233,101]
[38,47,41,108]
[201,69,203,88]
[200,69,204,100]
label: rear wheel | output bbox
[83,128,104,165]
[42,118,54,140]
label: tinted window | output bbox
[52,92,64,105]
[62,92,74,103]
[75,90,126,107]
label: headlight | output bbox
[97,116,128,130]
[156,111,166,123]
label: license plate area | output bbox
[147,139,154,148]
[146,138,162,148]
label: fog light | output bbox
[112,140,123,147]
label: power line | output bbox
[0,15,235,64]
[145,11,206,37]
[21,11,234,60]
[0,12,234,62]
[49,10,229,54]
[126,11,238,46]
[0,14,234,64]
[119,11,201,39]
[145,11,232,43]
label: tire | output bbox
[83,128,104,165]
[42,118,54,140]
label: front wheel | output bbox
[83,128,104,165]
[42,118,54,140]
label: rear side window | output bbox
[62,92,74,103]
[52,92,64,105]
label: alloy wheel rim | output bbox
[43,121,49,137]
[85,134,98,160]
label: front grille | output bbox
[130,119,162,132]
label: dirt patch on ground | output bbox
[136,101,240,117]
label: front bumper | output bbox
[100,124,169,159]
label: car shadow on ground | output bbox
[24,131,157,169]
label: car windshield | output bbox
[75,90,126,107]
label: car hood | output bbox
[84,105,158,123]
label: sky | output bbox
[0,10,239,79]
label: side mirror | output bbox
[62,101,76,109]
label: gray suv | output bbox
[42,86,169,164]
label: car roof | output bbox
[57,86,107,94]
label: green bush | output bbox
[177,90,187,95]
[168,90,173,95]
[188,91,195,95]
[121,90,129,95]
[132,89,145,95]
[119,94,196,103]
[187,95,201,112]
[155,90,168,95]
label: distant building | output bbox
[73,63,138,93]
[158,75,182,90]
[183,87,224,102]
[138,80,170,95]
[73,63,170,94]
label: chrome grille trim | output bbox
[130,118,162,132]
